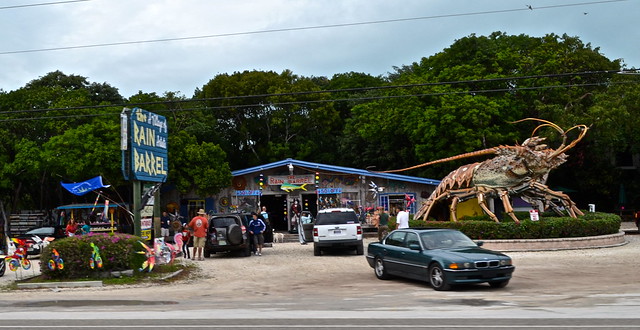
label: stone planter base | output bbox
[479,231,628,252]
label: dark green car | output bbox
[366,228,514,290]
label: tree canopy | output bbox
[0,32,637,213]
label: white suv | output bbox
[313,208,363,256]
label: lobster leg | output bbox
[530,182,584,217]
[447,189,477,222]
[476,187,500,223]
[499,189,521,224]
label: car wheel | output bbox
[374,257,390,280]
[356,241,364,255]
[313,244,322,256]
[489,280,509,288]
[227,224,243,245]
[203,250,211,258]
[429,264,451,291]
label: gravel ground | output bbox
[2,230,639,307]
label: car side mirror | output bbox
[408,243,422,251]
[476,241,484,247]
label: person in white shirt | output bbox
[396,205,410,229]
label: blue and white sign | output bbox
[317,188,342,195]
[129,108,168,182]
[235,190,262,196]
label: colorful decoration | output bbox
[137,238,177,272]
[48,248,64,271]
[137,241,156,272]
[280,183,307,192]
[405,194,416,209]
[232,176,247,190]
[411,119,588,223]
[369,181,383,198]
[6,238,31,272]
[89,243,103,269]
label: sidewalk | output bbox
[621,221,638,232]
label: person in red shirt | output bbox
[65,218,79,237]
[188,209,209,261]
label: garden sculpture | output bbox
[89,243,103,269]
[5,238,31,271]
[137,241,156,272]
[48,248,64,271]
[385,119,588,223]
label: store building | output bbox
[200,158,442,232]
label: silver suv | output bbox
[313,208,363,256]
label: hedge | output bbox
[387,212,621,240]
[39,232,146,280]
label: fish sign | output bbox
[280,183,307,192]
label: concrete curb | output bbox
[480,230,628,252]
[17,280,103,289]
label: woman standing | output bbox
[65,218,79,237]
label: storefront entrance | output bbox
[260,194,287,231]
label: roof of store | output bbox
[232,158,440,186]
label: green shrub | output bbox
[40,233,146,280]
[407,212,621,240]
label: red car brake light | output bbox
[313,228,318,237]
[241,225,246,234]
[357,225,362,235]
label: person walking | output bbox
[396,205,409,229]
[188,209,209,261]
[249,212,266,256]
[377,206,390,241]
[181,224,192,259]
[161,211,171,241]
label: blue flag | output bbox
[61,176,111,196]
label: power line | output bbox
[0,0,626,55]
[0,70,627,116]
[0,0,90,10]
[1,79,637,123]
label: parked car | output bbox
[366,228,515,290]
[203,213,252,257]
[17,225,66,255]
[313,208,363,256]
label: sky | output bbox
[0,0,637,98]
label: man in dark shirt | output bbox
[377,206,390,242]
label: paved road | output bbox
[0,230,639,329]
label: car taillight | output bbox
[357,225,362,235]
[241,225,246,234]
[313,228,318,237]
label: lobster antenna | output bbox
[555,124,588,155]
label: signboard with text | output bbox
[268,175,314,186]
[129,108,168,182]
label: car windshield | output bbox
[420,231,477,249]
[26,227,55,236]
[315,211,358,225]
[211,217,237,228]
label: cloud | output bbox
[0,0,637,97]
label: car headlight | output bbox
[500,259,512,266]
[448,262,472,269]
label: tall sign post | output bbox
[121,108,168,239]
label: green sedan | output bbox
[366,228,514,290]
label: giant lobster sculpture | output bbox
[386,119,588,224]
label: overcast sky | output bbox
[0,0,637,98]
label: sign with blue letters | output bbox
[129,108,168,182]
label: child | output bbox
[181,224,192,259]
[173,225,184,255]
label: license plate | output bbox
[218,240,227,245]
[333,230,341,235]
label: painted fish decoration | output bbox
[280,183,308,192]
